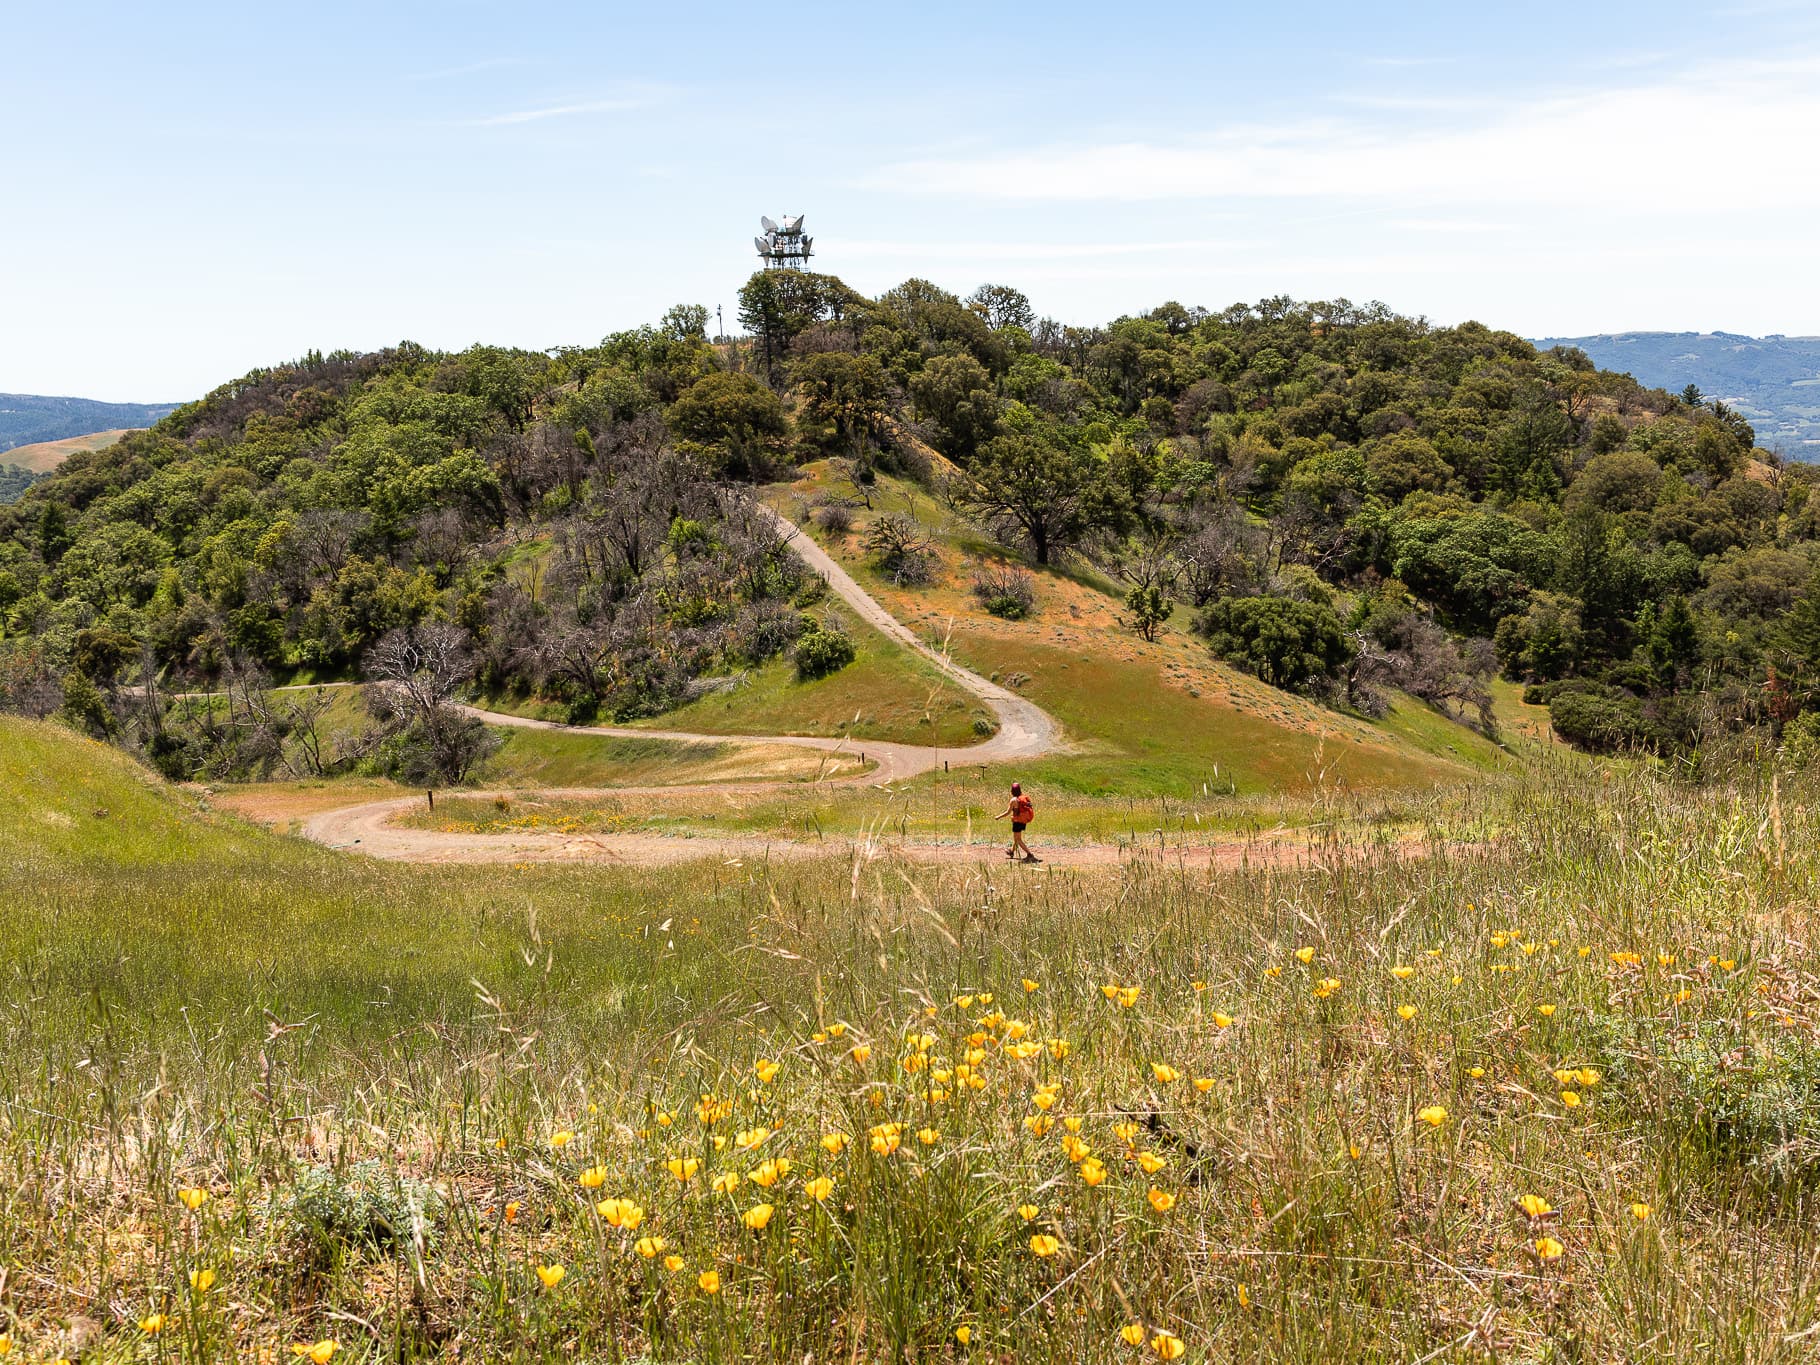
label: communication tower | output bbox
[755,215,813,271]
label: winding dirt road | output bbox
[300,508,1080,865]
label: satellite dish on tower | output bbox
[755,212,814,271]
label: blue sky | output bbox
[4,0,1819,400]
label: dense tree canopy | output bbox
[6,270,1819,767]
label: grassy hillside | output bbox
[3,717,1817,1360]
[770,463,1506,797]
[1,425,132,472]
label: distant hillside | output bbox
[3,428,132,474]
[1,429,138,506]
[1534,332,1820,454]
[0,393,178,455]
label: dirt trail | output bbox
[301,508,1063,864]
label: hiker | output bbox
[995,781,1040,863]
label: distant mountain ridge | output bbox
[1532,332,1820,454]
[0,392,179,455]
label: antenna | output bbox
[755,213,814,272]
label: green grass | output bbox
[769,465,1507,800]
[480,727,865,789]
[626,634,987,748]
[5,716,1819,1361]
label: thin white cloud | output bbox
[862,55,1820,209]
[462,97,651,126]
[458,85,680,127]
[408,57,526,82]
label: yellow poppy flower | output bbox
[1391,965,1415,979]
[1025,1114,1055,1136]
[1137,1151,1167,1174]
[712,1171,742,1194]
[1147,1186,1176,1212]
[917,1127,940,1145]
[1193,1077,1214,1092]
[1116,986,1142,1008]
[504,1200,520,1223]
[1079,1157,1108,1186]
[1517,1194,1552,1218]
[1396,1005,1417,1021]
[1537,1004,1557,1017]
[805,1175,835,1201]
[1533,1236,1565,1260]
[850,1045,873,1064]
[177,1187,208,1212]
[1468,1066,1486,1079]
[550,1131,575,1148]
[666,1156,700,1182]
[1560,1090,1581,1107]
[735,1126,770,1150]
[956,1325,971,1345]
[578,1165,608,1189]
[1295,946,1315,964]
[698,1269,721,1293]
[1212,1012,1234,1029]
[139,1316,167,1336]
[664,1253,686,1272]
[189,1268,216,1293]
[749,1158,791,1188]
[754,1059,779,1084]
[1151,1331,1186,1360]
[1120,1323,1146,1345]
[1629,1201,1651,1220]
[742,1202,774,1230]
[291,1343,339,1364]
[1017,1203,1038,1220]
[635,1236,666,1258]
[1023,978,1039,993]
[1314,978,1341,999]
[597,1198,644,1229]
[1029,1233,1061,1257]
[1416,1105,1448,1127]
[1150,1063,1180,1084]
[821,1132,850,1156]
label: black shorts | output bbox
[1012,822,1027,833]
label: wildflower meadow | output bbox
[1,721,1817,1361]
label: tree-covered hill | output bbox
[5,278,1820,777]
[1532,332,1820,454]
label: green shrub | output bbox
[1195,595,1352,694]
[1548,687,1658,753]
[794,618,855,679]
